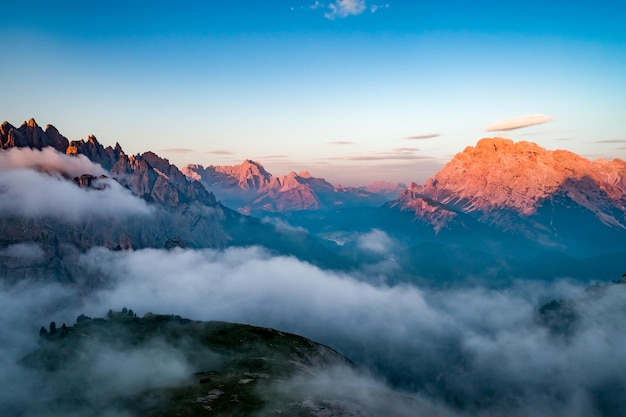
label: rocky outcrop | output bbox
[112,152,218,208]
[66,135,123,170]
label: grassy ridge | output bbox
[22,311,351,417]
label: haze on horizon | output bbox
[1,0,625,186]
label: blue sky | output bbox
[1,0,625,185]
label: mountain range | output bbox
[2,118,626,284]
[0,119,351,284]
[183,160,401,216]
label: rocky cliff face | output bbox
[391,137,626,251]
[183,160,389,215]
[66,134,122,170]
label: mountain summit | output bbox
[391,137,626,252]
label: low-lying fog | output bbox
[2,244,625,416]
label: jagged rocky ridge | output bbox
[183,160,397,216]
[0,119,350,284]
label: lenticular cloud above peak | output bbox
[485,114,554,131]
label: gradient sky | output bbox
[1,0,625,185]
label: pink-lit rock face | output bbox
[394,137,626,232]
[183,161,390,214]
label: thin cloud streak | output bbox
[327,141,355,145]
[330,154,433,161]
[391,147,420,152]
[254,155,288,159]
[594,139,626,144]
[159,148,194,154]
[406,133,440,140]
[206,150,234,155]
[485,114,554,131]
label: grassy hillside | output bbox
[20,311,354,417]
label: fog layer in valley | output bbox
[1,245,624,416]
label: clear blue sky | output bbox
[2,0,625,185]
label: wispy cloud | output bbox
[485,114,554,132]
[406,133,440,140]
[391,147,420,152]
[594,139,626,144]
[324,0,366,19]
[327,141,354,145]
[255,155,288,159]
[313,1,388,19]
[330,153,432,161]
[206,150,234,155]
[0,146,105,177]
[159,148,193,154]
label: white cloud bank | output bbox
[0,146,106,177]
[0,169,152,221]
[0,146,152,221]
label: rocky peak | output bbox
[1,118,69,152]
[207,160,274,191]
[112,152,217,209]
[67,135,123,170]
[394,137,626,236]
[25,118,38,129]
[0,121,15,147]
[72,174,109,189]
